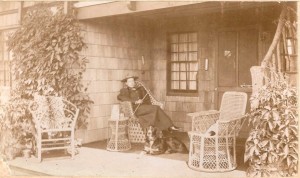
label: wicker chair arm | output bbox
[217,115,245,124]
[216,115,246,136]
[136,81,164,109]
[119,101,138,122]
[62,99,79,129]
[62,99,77,110]
[188,131,206,137]
[188,110,220,132]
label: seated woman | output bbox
[117,75,180,132]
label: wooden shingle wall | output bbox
[149,9,283,134]
[77,18,152,143]
[150,16,217,131]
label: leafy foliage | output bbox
[245,72,298,177]
[0,96,34,160]
[7,3,93,128]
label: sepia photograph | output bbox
[0,1,298,177]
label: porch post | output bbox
[261,5,287,68]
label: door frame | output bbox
[214,25,259,109]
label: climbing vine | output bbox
[7,3,93,128]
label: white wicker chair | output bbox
[187,91,247,172]
[119,81,163,143]
[29,94,79,162]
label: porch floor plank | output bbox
[7,132,247,177]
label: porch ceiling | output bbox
[75,1,280,21]
[75,1,204,20]
[128,1,279,20]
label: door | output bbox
[216,29,258,137]
[216,29,258,138]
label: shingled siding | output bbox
[77,18,152,143]
[149,12,283,135]
[150,16,216,132]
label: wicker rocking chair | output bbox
[119,81,163,143]
[29,94,79,162]
[187,91,247,172]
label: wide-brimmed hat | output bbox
[121,75,138,82]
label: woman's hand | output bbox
[135,99,143,104]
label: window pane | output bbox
[171,53,178,61]
[189,42,197,51]
[171,44,178,52]
[189,63,198,71]
[189,33,197,42]
[179,34,188,42]
[180,72,186,80]
[189,81,197,90]
[189,72,197,80]
[180,63,186,71]
[180,81,186,89]
[171,72,179,80]
[171,81,179,89]
[170,34,178,43]
[188,52,197,61]
[179,43,188,52]
[179,53,187,61]
[171,63,179,71]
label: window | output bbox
[167,32,198,94]
[0,30,13,87]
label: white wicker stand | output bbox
[128,120,146,143]
[107,117,131,151]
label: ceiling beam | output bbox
[75,1,204,20]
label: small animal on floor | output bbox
[140,125,188,155]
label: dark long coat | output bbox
[117,86,173,130]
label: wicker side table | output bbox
[107,117,131,151]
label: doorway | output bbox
[216,28,258,110]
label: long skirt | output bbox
[134,104,173,130]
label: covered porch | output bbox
[0,1,297,177]
[8,132,247,176]
[74,1,288,143]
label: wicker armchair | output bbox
[29,94,79,162]
[119,81,163,143]
[187,91,247,172]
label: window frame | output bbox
[166,31,199,96]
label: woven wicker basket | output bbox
[128,121,146,143]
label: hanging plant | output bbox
[7,3,93,129]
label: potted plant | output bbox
[244,72,298,177]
